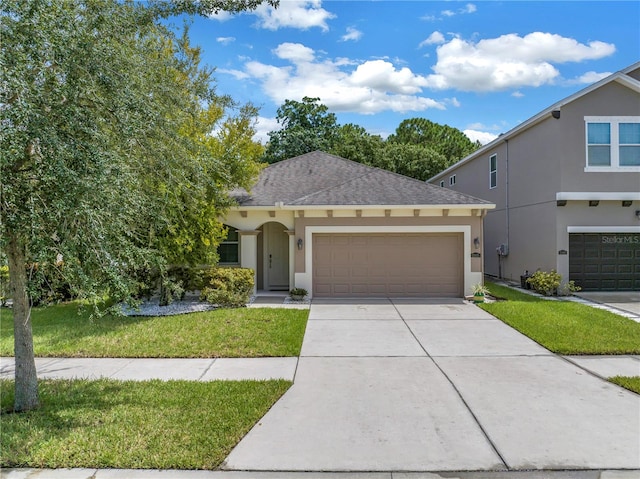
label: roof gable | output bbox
[233,151,490,207]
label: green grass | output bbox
[480,282,640,355]
[0,378,290,469]
[609,376,640,394]
[0,304,308,358]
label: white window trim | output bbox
[439,180,445,187]
[449,174,456,186]
[584,116,640,172]
[489,154,497,189]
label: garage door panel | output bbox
[313,233,463,297]
[569,233,639,291]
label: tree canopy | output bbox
[262,97,339,163]
[1,0,271,412]
[262,98,480,181]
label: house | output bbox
[221,151,495,298]
[428,62,640,291]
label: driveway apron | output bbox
[222,298,640,472]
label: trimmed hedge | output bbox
[200,268,254,308]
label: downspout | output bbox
[505,138,510,278]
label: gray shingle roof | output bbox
[232,151,491,207]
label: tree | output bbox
[330,123,384,166]
[262,97,339,163]
[375,143,448,181]
[387,118,481,167]
[1,0,272,412]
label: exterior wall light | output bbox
[636,210,640,220]
[622,200,632,207]
[589,200,599,207]
[552,109,561,119]
[473,237,480,249]
[297,238,303,250]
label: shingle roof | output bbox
[232,151,491,207]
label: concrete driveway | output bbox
[223,298,640,472]
[575,291,640,316]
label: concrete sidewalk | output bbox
[0,357,298,381]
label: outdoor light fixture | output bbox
[473,237,480,249]
[297,238,303,250]
[551,109,561,119]
[557,200,567,207]
[636,210,640,220]
[589,200,599,207]
[622,200,632,207]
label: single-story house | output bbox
[428,62,640,291]
[221,151,495,298]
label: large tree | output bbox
[262,97,339,163]
[387,118,481,167]
[1,0,273,412]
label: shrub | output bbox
[200,268,254,308]
[526,270,580,296]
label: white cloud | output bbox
[341,27,363,42]
[216,36,236,45]
[462,4,477,14]
[419,31,445,47]
[242,43,445,115]
[209,10,234,22]
[441,9,455,17]
[254,116,281,144]
[274,42,316,63]
[570,70,612,84]
[253,0,335,31]
[464,129,499,145]
[425,32,616,92]
[511,91,524,98]
[218,68,251,80]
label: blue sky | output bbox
[175,1,639,144]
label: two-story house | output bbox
[429,62,640,291]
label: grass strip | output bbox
[1,378,290,469]
[609,376,640,394]
[480,282,640,355]
[0,304,308,358]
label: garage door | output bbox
[569,233,640,291]
[313,233,463,297]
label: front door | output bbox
[263,222,289,291]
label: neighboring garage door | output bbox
[313,233,463,297]
[569,233,640,291]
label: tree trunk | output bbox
[7,232,39,412]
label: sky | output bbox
[173,1,640,145]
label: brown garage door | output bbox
[569,233,640,291]
[313,233,463,297]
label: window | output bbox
[489,154,497,189]
[585,117,640,170]
[218,227,239,264]
[439,180,445,187]
[449,174,456,186]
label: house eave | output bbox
[231,203,495,211]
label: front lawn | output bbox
[0,378,289,469]
[481,282,640,355]
[609,376,640,394]
[0,304,308,358]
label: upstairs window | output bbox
[218,227,239,264]
[585,117,640,170]
[439,180,445,187]
[489,154,497,189]
[449,174,456,186]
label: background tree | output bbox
[262,97,339,163]
[330,124,384,166]
[1,0,271,412]
[387,118,481,167]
